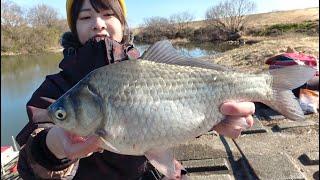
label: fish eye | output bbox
[55,107,67,120]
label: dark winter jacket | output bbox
[16,32,157,180]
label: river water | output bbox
[1,42,239,146]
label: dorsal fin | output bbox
[140,40,229,71]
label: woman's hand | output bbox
[46,126,103,160]
[212,101,255,139]
[31,104,103,160]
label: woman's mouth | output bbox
[93,35,106,41]
[94,32,110,38]
[94,34,107,38]
[93,34,109,42]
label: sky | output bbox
[10,0,319,28]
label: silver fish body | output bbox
[49,59,310,154]
[47,40,316,178]
[91,60,271,155]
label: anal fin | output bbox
[145,149,186,179]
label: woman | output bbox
[16,0,254,179]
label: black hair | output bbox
[70,0,130,44]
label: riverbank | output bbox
[2,7,317,56]
[203,33,319,72]
[1,47,63,56]
[132,7,319,44]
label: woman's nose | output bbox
[92,17,106,30]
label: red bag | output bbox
[265,52,319,76]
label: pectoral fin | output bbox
[145,149,186,179]
[95,129,121,153]
[98,136,121,154]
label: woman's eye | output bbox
[103,13,114,17]
[79,16,90,20]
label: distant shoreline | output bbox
[2,7,318,56]
[1,48,63,56]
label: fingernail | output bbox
[246,118,253,128]
[250,103,255,114]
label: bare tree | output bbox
[143,16,173,35]
[26,4,59,27]
[1,0,25,27]
[170,11,195,31]
[136,16,176,43]
[205,0,256,32]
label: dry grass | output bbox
[200,7,319,72]
[184,7,319,29]
[132,7,319,39]
[134,7,319,73]
[245,7,319,28]
[203,33,319,72]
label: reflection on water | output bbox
[1,53,62,146]
[135,42,239,58]
[1,42,238,146]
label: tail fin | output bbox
[264,65,316,121]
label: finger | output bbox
[212,120,242,138]
[212,115,254,139]
[220,101,255,116]
[223,115,254,129]
[245,115,254,128]
[222,116,249,129]
[46,127,69,159]
[160,160,186,180]
[228,129,242,139]
[173,159,186,179]
[62,135,101,160]
[64,136,100,159]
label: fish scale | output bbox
[48,40,316,179]
[82,60,262,154]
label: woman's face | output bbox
[76,0,123,44]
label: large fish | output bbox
[48,40,316,179]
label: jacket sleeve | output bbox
[16,37,110,146]
[16,38,141,179]
[16,73,80,179]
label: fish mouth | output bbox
[65,131,89,144]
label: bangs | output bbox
[71,0,130,44]
[88,0,124,24]
[89,0,111,12]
